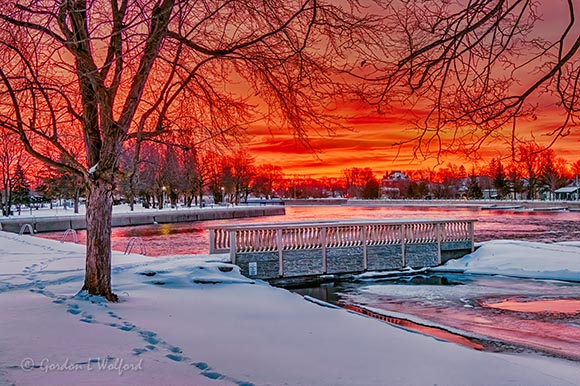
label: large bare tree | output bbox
[362,0,579,160]
[0,0,377,300]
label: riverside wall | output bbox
[0,206,285,234]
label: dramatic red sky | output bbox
[248,104,580,178]
[246,1,580,178]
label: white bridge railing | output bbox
[208,218,475,266]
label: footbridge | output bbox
[208,218,476,283]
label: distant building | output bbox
[554,185,580,201]
[482,189,499,200]
[380,171,410,198]
[382,171,409,182]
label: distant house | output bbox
[482,188,499,200]
[554,185,580,201]
[383,171,410,182]
[380,171,410,198]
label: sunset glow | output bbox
[245,0,580,178]
[248,103,580,178]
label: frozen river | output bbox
[40,204,580,360]
[41,204,580,255]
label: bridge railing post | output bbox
[436,222,442,265]
[469,221,475,252]
[276,229,284,277]
[400,224,406,267]
[229,231,237,264]
[362,225,368,271]
[209,229,216,254]
[321,226,327,274]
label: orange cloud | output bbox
[247,114,443,177]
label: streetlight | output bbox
[576,170,580,201]
[221,186,225,205]
[162,186,167,208]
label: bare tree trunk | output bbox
[82,179,117,301]
[74,185,80,214]
[127,169,137,211]
[129,192,135,211]
[4,189,11,216]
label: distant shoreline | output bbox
[283,198,580,210]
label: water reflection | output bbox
[294,273,580,361]
[343,304,486,351]
[366,275,463,286]
[295,284,341,303]
[38,205,580,255]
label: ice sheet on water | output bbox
[350,273,579,307]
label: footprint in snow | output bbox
[166,354,184,362]
[138,331,160,345]
[67,303,81,315]
[132,348,148,356]
[119,323,135,332]
[107,311,123,320]
[192,362,209,370]
[79,313,94,323]
[201,371,225,380]
[191,362,254,386]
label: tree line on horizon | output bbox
[2,134,579,214]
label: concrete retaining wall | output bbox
[0,206,285,234]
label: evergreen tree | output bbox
[362,178,380,199]
[36,170,84,212]
[491,159,510,199]
[466,173,483,199]
[11,163,30,211]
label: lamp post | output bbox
[162,186,167,208]
[576,171,580,201]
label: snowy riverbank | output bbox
[0,232,579,386]
[434,239,580,282]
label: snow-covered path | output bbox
[0,232,579,386]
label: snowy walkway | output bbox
[0,232,579,386]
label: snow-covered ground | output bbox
[0,232,579,386]
[5,202,219,218]
[435,240,580,282]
